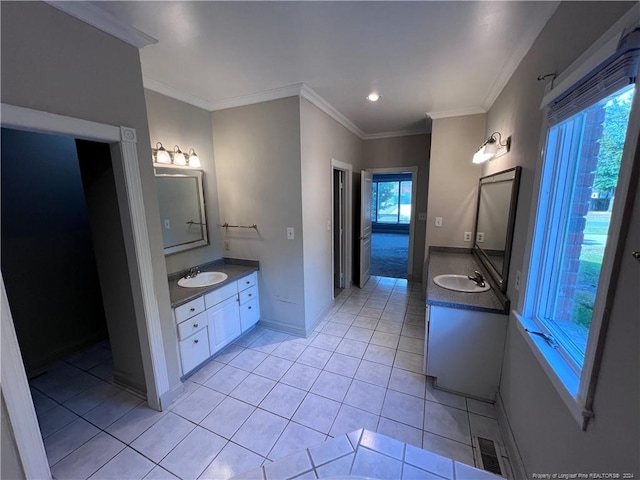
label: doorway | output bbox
[369,170,417,279]
[331,159,353,298]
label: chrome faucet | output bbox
[184,267,200,279]
[468,270,485,287]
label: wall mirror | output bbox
[155,167,208,255]
[473,166,521,292]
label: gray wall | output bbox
[145,90,224,274]
[300,98,364,329]
[483,1,639,474]
[362,134,430,281]
[426,114,486,252]
[1,1,182,399]
[212,97,307,334]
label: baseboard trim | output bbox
[496,389,527,480]
[159,382,185,411]
[304,301,335,336]
[257,319,306,337]
[112,369,147,398]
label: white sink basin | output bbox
[433,274,490,293]
[178,271,228,288]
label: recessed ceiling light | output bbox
[366,93,381,102]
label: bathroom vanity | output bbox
[424,250,509,400]
[168,262,260,376]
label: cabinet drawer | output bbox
[177,311,207,341]
[175,296,205,324]
[240,297,259,332]
[179,328,209,374]
[238,272,257,291]
[239,285,258,305]
[204,282,238,309]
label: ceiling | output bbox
[87,1,559,138]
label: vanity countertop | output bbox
[426,250,508,314]
[168,260,259,308]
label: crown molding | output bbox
[299,84,366,139]
[481,1,560,111]
[143,78,213,111]
[208,83,305,112]
[362,130,430,140]
[46,1,157,49]
[426,107,487,120]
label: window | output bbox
[532,85,634,368]
[521,25,638,428]
[371,175,412,225]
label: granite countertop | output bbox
[426,250,508,314]
[168,259,259,308]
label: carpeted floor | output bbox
[370,232,409,278]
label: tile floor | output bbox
[29,276,512,479]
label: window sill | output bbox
[513,311,588,429]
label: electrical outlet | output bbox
[476,232,485,242]
[287,227,295,240]
[224,240,230,251]
[464,232,472,242]
[435,217,443,227]
[418,212,427,221]
[163,219,171,229]
[515,270,522,291]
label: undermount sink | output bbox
[178,271,228,288]
[433,274,491,293]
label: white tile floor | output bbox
[30,276,511,479]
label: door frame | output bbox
[1,103,169,478]
[368,166,419,278]
[331,159,353,294]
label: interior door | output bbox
[359,170,373,287]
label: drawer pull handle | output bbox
[190,307,195,312]
[194,339,199,344]
[248,293,252,297]
[246,281,250,284]
[248,306,252,310]
[193,323,199,328]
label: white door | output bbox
[359,171,373,287]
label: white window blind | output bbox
[547,28,639,126]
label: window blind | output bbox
[547,28,639,126]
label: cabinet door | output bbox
[208,295,241,354]
[179,328,210,374]
[240,297,259,332]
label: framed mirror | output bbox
[155,167,208,255]
[473,166,521,292]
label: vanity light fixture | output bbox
[472,132,511,164]
[153,142,172,164]
[366,93,381,102]
[187,148,201,168]
[172,145,187,166]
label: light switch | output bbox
[435,217,443,227]
[327,220,332,231]
[164,219,171,229]
[287,227,295,240]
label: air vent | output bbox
[474,436,504,476]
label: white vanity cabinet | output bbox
[425,305,507,401]
[174,271,260,376]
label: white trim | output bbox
[211,83,305,113]
[331,159,354,287]
[426,107,487,120]
[481,1,560,111]
[362,130,429,140]
[1,104,171,472]
[1,274,51,479]
[300,84,366,139]
[144,78,213,112]
[367,166,419,278]
[45,1,157,49]
[540,3,640,109]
